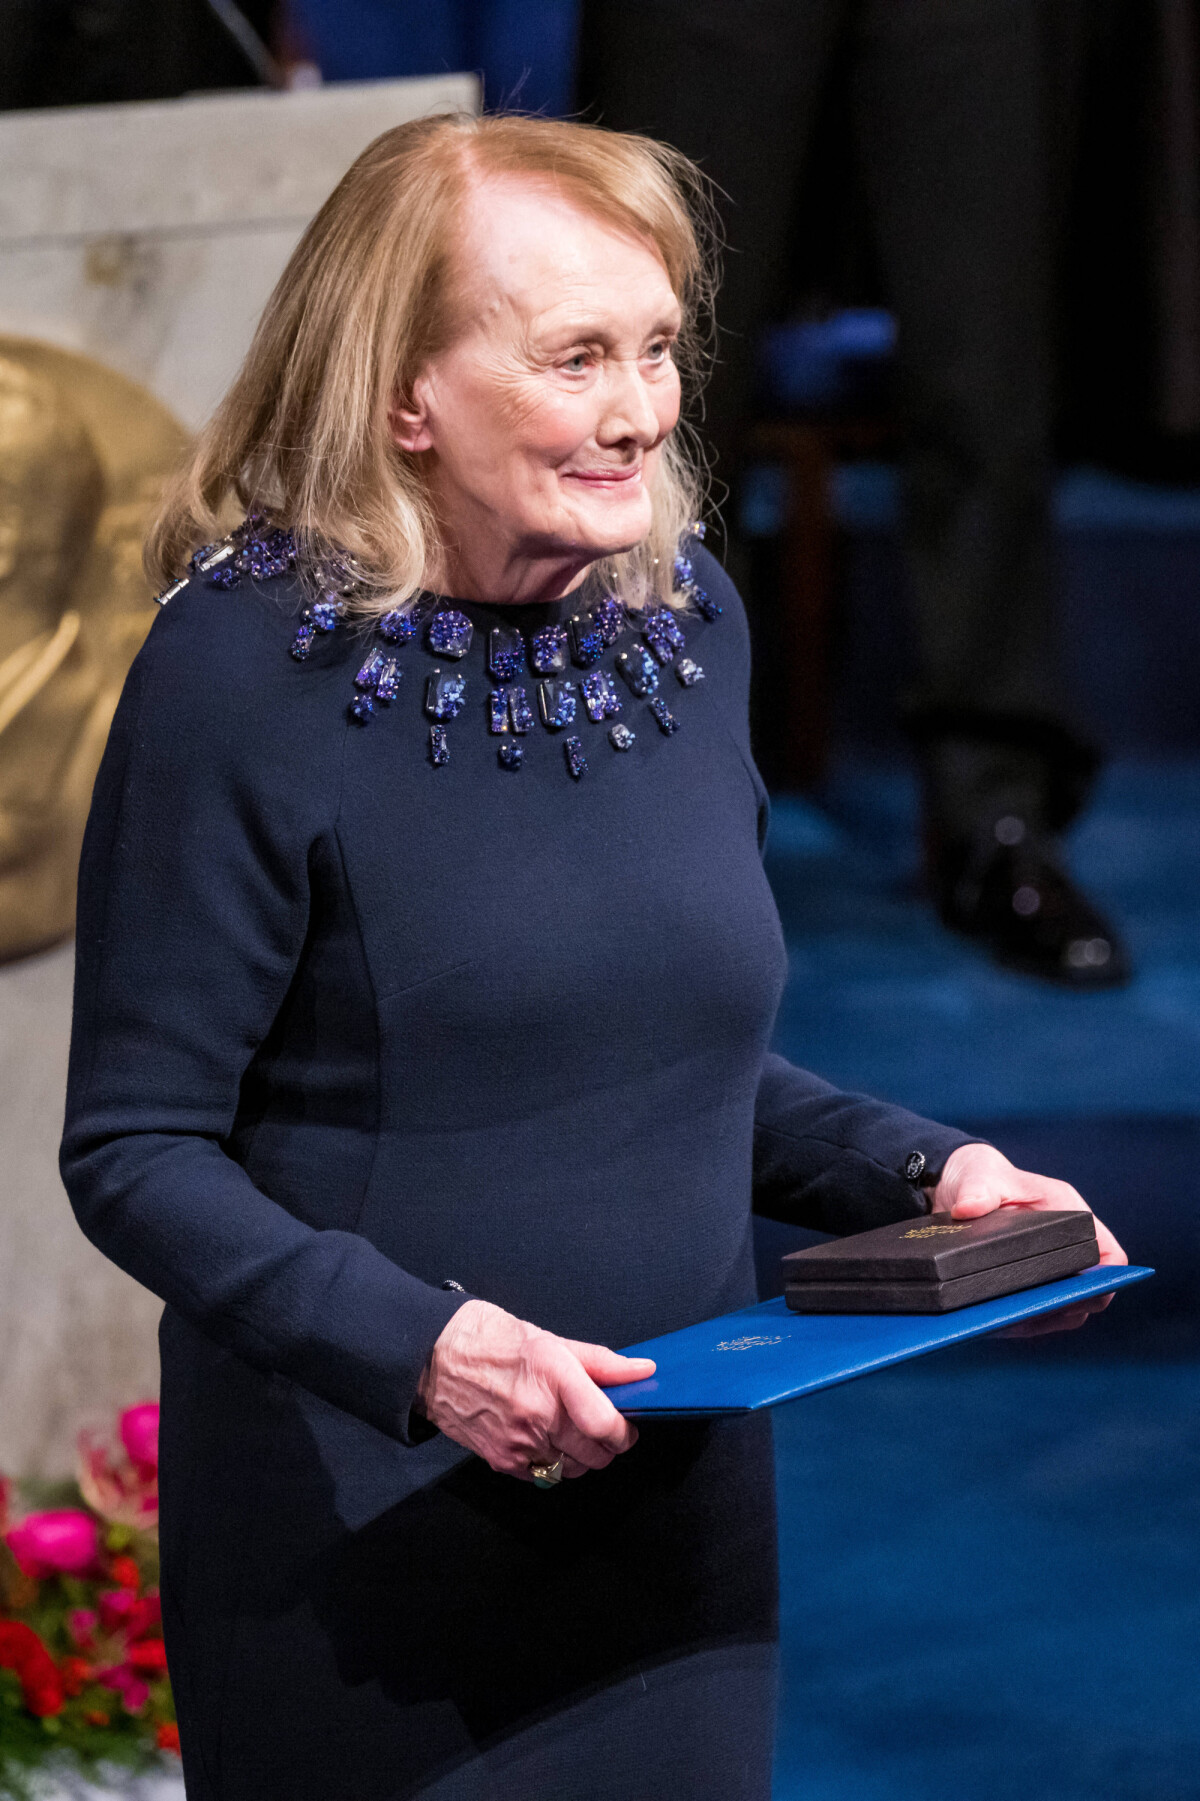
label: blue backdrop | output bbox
[291,0,579,115]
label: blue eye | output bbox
[563,354,589,374]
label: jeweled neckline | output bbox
[156,516,721,780]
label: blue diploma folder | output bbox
[604,1265,1153,1417]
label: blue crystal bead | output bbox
[429,724,450,765]
[498,741,523,770]
[311,599,342,631]
[356,648,386,690]
[650,696,680,735]
[530,624,568,673]
[243,527,295,581]
[595,594,625,646]
[489,624,525,681]
[426,669,467,720]
[290,620,315,660]
[581,669,622,722]
[608,722,636,751]
[643,607,686,665]
[564,736,587,779]
[568,610,605,667]
[616,644,659,698]
[427,610,473,659]
[378,607,419,643]
[508,686,534,733]
[676,658,704,686]
[673,553,694,590]
[350,693,376,723]
[538,679,577,730]
[489,688,511,734]
[375,656,402,701]
[690,519,707,540]
[693,584,721,620]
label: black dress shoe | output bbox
[933,819,1131,988]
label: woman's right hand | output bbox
[416,1298,656,1481]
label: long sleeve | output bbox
[59,584,464,1445]
[752,1052,978,1235]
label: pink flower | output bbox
[6,1510,99,1579]
[119,1403,159,1473]
[68,1609,99,1650]
[95,1662,149,1714]
[78,1418,158,1533]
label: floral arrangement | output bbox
[0,1403,177,1797]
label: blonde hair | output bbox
[146,112,717,615]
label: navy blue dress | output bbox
[61,544,971,1800]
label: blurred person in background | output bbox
[579,0,1130,988]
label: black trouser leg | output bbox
[854,0,1097,840]
[578,0,848,565]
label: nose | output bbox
[597,358,661,449]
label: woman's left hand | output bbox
[928,1142,1128,1335]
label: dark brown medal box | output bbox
[783,1208,1099,1314]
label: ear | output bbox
[388,375,435,455]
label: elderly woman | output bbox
[61,114,1124,1801]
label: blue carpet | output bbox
[765,758,1200,1121]
[766,757,1200,1798]
[772,1355,1200,1801]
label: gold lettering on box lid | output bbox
[901,1223,975,1239]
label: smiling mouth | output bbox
[562,465,643,486]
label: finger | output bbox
[1093,1216,1129,1265]
[554,1357,639,1455]
[552,1418,620,1471]
[949,1187,1005,1218]
[561,1341,657,1384]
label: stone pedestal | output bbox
[0,75,477,1477]
[0,74,477,427]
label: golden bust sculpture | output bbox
[0,340,187,963]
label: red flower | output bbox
[110,1553,141,1591]
[128,1638,168,1675]
[157,1722,181,1754]
[98,1586,161,1643]
[60,1655,92,1697]
[25,1675,65,1717]
[85,1708,110,1727]
[0,1622,64,1717]
[0,1621,37,1665]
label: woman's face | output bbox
[391,174,683,604]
